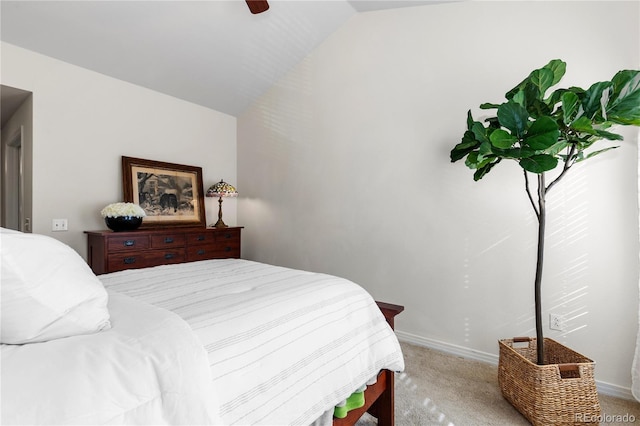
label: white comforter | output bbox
[100,259,405,426]
[1,291,218,425]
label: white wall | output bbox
[1,42,238,257]
[238,1,640,395]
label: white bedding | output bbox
[1,291,218,425]
[99,258,405,426]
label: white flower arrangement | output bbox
[100,202,146,218]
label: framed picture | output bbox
[122,156,206,228]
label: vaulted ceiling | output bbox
[1,1,450,117]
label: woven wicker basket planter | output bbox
[498,337,601,425]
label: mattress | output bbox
[99,258,405,425]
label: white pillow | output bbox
[1,229,111,344]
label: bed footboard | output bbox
[333,301,404,426]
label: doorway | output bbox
[3,127,24,230]
[1,84,33,232]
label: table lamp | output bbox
[206,180,238,228]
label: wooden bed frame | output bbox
[335,301,404,426]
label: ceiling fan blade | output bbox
[246,0,269,14]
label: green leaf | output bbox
[607,70,640,125]
[489,129,517,149]
[485,116,501,129]
[561,92,580,125]
[497,102,530,137]
[582,81,612,120]
[522,83,542,109]
[494,146,536,159]
[466,110,475,130]
[478,140,493,157]
[473,159,500,181]
[528,68,555,100]
[575,146,619,162]
[569,117,625,141]
[505,59,566,101]
[528,99,552,118]
[505,80,526,102]
[570,116,594,132]
[511,90,526,107]
[464,151,480,168]
[450,131,480,162]
[465,152,494,170]
[480,102,501,110]
[524,116,559,150]
[519,154,558,173]
[544,59,567,86]
[544,141,569,157]
[470,121,490,145]
[547,87,568,108]
[590,128,624,141]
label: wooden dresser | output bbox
[85,226,242,274]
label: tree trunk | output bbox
[535,174,546,364]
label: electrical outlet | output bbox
[52,219,68,232]
[549,313,564,331]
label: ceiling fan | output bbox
[246,0,269,14]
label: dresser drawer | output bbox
[107,235,149,252]
[150,233,186,248]
[216,228,241,243]
[107,249,186,272]
[107,252,152,271]
[146,249,186,266]
[186,244,239,261]
[185,230,215,245]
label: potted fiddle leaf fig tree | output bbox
[450,59,639,423]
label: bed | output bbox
[1,228,405,425]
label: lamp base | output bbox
[212,196,230,228]
[212,218,228,228]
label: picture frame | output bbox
[122,156,206,228]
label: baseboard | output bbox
[396,330,636,401]
[396,330,499,365]
[595,381,636,401]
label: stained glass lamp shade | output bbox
[206,180,238,228]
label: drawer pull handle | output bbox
[225,246,231,252]
[197,249,205,255]
[165,253,175,259]
[124,240,135,247]
[164,237,174,244]
[196,235,205,241]
[124,257,136,264]
[224,234,232,239]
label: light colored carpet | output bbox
[358,341,640,425]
